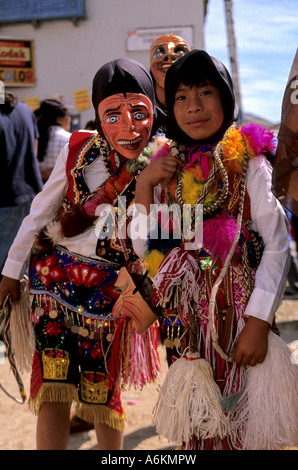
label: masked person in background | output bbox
[150,34,190,112]
[0,58,162,450]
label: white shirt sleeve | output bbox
[244,155,290,324]
[2,144,69,280]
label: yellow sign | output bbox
[0,38,35,86]
[73,88,91,111]
[23,97,40,111]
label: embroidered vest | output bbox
[60,130,138,265]
[62,130,100,211]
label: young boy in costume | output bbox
[132,50,298,450]
[0,58,162,450]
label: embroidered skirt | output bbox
[28,245,161,430]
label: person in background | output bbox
[272,48,298,217]
[0,92,43,273]
[272,49,298,299]
[85,119,96,130]
[35,98,71,182]
[150,34,190,112]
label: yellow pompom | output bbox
[221,127,245,164]
[144,250,165,278]
[181,172,202,207]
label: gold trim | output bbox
[42,348,70,380]
[28,382,78,415]
[76,402,125,431]
[80,372,109,404]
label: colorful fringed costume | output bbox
[1,57,165,446]
[132,123,298,449]
[2,128,161,431]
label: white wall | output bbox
[0,0,206,126]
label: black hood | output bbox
[92,58,165,137]
[164,49,238,146]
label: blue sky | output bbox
[204,0,298,123]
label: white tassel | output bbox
[229,331,298,450]
[10,277,35,374]
[152,352,230,444]
[43,219,64,246]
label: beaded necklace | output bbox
[166,125,234,235]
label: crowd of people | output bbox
[0,37,298,451]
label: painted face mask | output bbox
[150,35,190,89]
[98,92,154,160]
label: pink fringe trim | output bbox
[202,211,241,262]
[240,123,276,156]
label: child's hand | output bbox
[233,316,270,366]
[137,156,182,189]
[0,276,21,308]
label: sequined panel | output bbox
[42,348,70,380]
[80,371,109,404]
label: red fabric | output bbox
[65,131,97,206]
[30,350,43,399]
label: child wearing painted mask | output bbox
[132,50,298,450]
[0,58,162,450]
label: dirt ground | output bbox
[0,298,297,451]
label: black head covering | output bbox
[164,49,238,146]
[92,58,164,137]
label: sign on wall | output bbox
[0,38,35,86]
[73,88,91,111]
[126,26,194,52]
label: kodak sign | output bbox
[0,38,35,86]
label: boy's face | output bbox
[98,93,153,160]
[173,81,224,141]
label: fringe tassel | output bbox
[152,352,230,443]
[28,382,79,415]
[107,319,161,391]
[153,247,200,314]
[10,277,35,374]
[229,331,298,450]
[75,403,125,431]
[119,321,161,389]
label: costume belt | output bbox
[30,245,120,318]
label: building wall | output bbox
[0,0,206,126]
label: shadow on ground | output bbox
[68,425,176,451]
[278,320,298,344]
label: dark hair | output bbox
[35,99,69,162]
[165,50,238,145]
[1,92,18,113]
